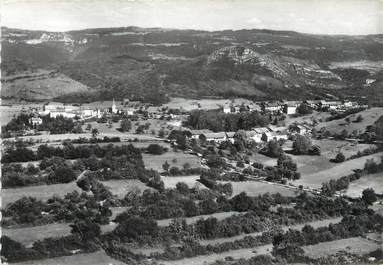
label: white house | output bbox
[249,127,272,142]
[204,132,235,143]
[29,117,43,126]
[223,105,231,114]
[50,111,76,119]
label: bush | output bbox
[333,152,346,163]
[147,144,166,155]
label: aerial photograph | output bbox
[1,0,382,264]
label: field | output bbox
[226,181,298,197]
[312,139,377,160]
[345,172,383,198]
[157,211,242,227]
[2,223,71,247]
[161,175,205,189]
[142,151,201,172]
[314,107,383,135]
[292,152,383,189]
[101,179,151,198]
[163,97,254,111]
[284,110,332,126]
[160,244,273,265]
[12,250,126,265]
[302,237,380,259]
[2,182,82,207]
[7,132,159,143]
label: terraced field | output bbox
[2,182,82,207]
[345,172,383,198]
[302,237,380,259]
[11,250,125,265]
[101,179,152,198]
[314,107,383,135]
[161,175,206,189]
[142,151,201,172]
[225,181,298,197]
[292,152,383,188]
[160,244,273,265]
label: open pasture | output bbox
[345,172,383,198]
[292,152,383,189]
[160,244,272,265]
[11,250,126,265]
[313,139,377,160]
[2,223,71,248]
[226,181,298,197]
[314,107,383,135]
[142,151,200,172]
[161,175,205,189]
[163,97,254,111]
[101,179,151,198]
[302,237,380,259]
[2,182,82,207]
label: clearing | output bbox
[313,139,377,160]
[163,97,254,111]
[225,181,298,197]
[159,244,272,265]
[314,107,383,135]
[292,152,383,189]
[2,223,71,248]
[2,182,81,207]
[101,179,151,198]
[142,151,200,172]
[302,237,380,259]
[161,175,206,189]
[345,172,383,198]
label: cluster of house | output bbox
[29,100,141,125]
[221,99,364,115]
[187,123,311,144]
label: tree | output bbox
[147,144,166,155]
[262,139,284,158]
[70,218,101,242]
[176,182,189,195]
[162,161,170,172]
[91,128,99,138]
[86,124,92,130]
[296,103,313,115]
[49,166,76,183]
[334,152,346,163]
[120,119,132,132]
[135,125,145,134]
[292,135,312,155]
[362,188,377,205]
[355,114,363,122]
[114,216,159,240]
[261,132,268,142]
[183,162,191,170]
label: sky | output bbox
[2,0,383,35]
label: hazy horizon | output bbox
[2,0,383,35]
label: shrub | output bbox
[333,152,346,163]
[147,144,166,155]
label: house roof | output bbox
[190,129,213,135]
[253,127,270,134]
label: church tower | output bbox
[112,98,117,114]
